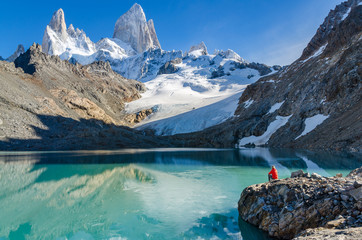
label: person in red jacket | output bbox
[268,165,278,181]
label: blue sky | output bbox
[0,0,343,65]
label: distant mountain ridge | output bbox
[36,3,282,135]
[40,4,277,82]
[174,0,362,152]
[0,44,25,62]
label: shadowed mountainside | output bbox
[173,0,362,153]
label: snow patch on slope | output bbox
[238,115,292,146]
[295,114,329,139]
[341,7,351,21]
[267,101,284,114]
[137,92,242,135]
[243,99,254,109]
[301,44,327,63]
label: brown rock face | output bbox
[238,167,362,239]
[125,109,153,125]
[0,43,180,150]
[12,43,146,125]
[300,0,359,60]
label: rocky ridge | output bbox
[40,5,278,83]
[238,167,362,239]
[173,0,362,152]
[0,43,179,150]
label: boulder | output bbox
[349,187,362,201]
[238,167,362,239]
[325,217,345,228]
[291,170,304,178]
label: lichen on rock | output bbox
[238,167,362,239]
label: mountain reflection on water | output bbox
[0,148,360,240]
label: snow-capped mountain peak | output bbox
[214,49,244,62]
[113,3,161,53]
[67,24,76,37]
[188,42,208,57]
[42,8,96,56]
[48,8,67,40]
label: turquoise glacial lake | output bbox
[0,148,361,240]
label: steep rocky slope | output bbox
[0,44,177,150]
[175,0,362,152]
[238,167,362,239]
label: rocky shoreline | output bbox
[238,167,362,239]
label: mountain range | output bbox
[0,0,360,152]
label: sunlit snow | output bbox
[238,115,292,146]
[295,114,329,139]
[267,101,285,114]
[301,43,327,63]
[126,56,261,134]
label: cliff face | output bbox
[174,0,362,152]
[113,3,161,53]
[0,44,177,150]
[238,167,362,239]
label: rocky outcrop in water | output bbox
[238,167,362,239]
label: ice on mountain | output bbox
[214,49,244,62]
[295,114,330,139]
[238,115,292,146]
[40,5,275,135]
[42,9,96,57]
[188,42,208,57]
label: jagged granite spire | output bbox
[147,19,161,50]
[113,3,161,53]
[48,8,67,40]
[42,8,68,54]
[42,8,95,56]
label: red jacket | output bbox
[269,168,278,179]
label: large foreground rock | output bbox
[238,167,362,239]
[295,227,362,240]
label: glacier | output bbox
[41,4,280,136]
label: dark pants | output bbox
[268,174,273,182]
